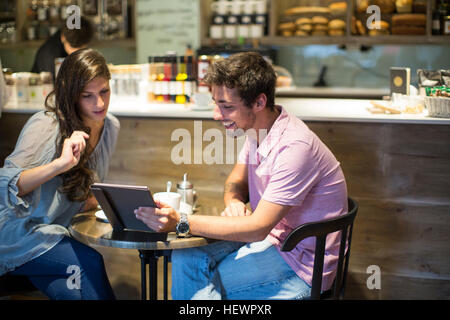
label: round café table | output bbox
[68,210,213,300]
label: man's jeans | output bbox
[171,238,311,300]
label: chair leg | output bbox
[310,236,326,299]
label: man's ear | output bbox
[253,93,267,112]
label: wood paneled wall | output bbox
[1,112,449,299]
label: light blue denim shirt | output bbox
[0,110,120,275]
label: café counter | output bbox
[3,96,450,125]
[1,97,449,299]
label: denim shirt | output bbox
[0,110,120,275]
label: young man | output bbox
[135,52,348,299]
[31,16,94,82]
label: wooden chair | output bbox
[281,197,358,300]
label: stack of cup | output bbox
[209,0,268,40]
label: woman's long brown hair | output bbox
[45,48,111,202]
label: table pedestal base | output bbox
[139,249,172,300]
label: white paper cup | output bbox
[153,192,181,211]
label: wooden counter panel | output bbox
[308,122,450,203]
[0,113,29,163]
[107,117,236,194]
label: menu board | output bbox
[136,0,201,63]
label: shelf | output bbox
[202,34,450,47]
[0,38,136,50]
[260,35,450,46]
[201,0,450,48]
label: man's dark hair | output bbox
[61,16,94,48]
[204,52,276,110]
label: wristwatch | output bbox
[176,213,190,237]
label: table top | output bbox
[68,210,213,250]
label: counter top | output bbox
[276,87,390,100]
[3,96,450,125]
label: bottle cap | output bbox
[177,173,193,189]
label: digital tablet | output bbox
[90,183,167,240]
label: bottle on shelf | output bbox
[433,0,442,35]
[175,56,187,104]
[197,55,210,93]
[185,55,195,103]
[147,56,156,103]
[154,56,165,103]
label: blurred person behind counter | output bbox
[31,16,94,82]
[135,52,348,300]
[0,48,119,300]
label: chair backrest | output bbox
[281,197,358,300]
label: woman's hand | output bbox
[16,131,89,197]
[55,131,89,173]
[134,200,180,233]
[221,199,252,217]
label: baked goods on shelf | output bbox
[395,0,413,13]
[277,0,430,38]
[391,13,426,35]
[368,20,390,36]
[278,21,296,37]
[280,5,333,37]
[328,19,346,36]
[392,13,426,26]
[284,6,331,16]
[351,1,428,37]
[295,17,313,35]
[372,0,396,14]
[329,2,347,16]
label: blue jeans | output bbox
[171,238,311,300]
[10,236,115,300]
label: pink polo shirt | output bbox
[238,106,348,291]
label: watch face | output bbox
[177,222,189,234]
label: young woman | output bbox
[0,48,119,299]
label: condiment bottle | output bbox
[177,173,196,209]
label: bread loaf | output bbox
[395,0,413,13]
[278,22,296,31]
[281,30,294,37]
[295,17,312,25]
[314,24,328,31]
[328,19,346,30]
[329,2,347,16]
[312,16,329,25]
[285,6,331,15]
[356,0,369,13]
[372,0,396,13]
[294,30,308,36]
[329,29,345,36]
[391,14,426,27]
[391,26,426,35]
[356,19,366,35]
[367,20,390,30]
[298,24,313,32]
[368,29,390,36]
